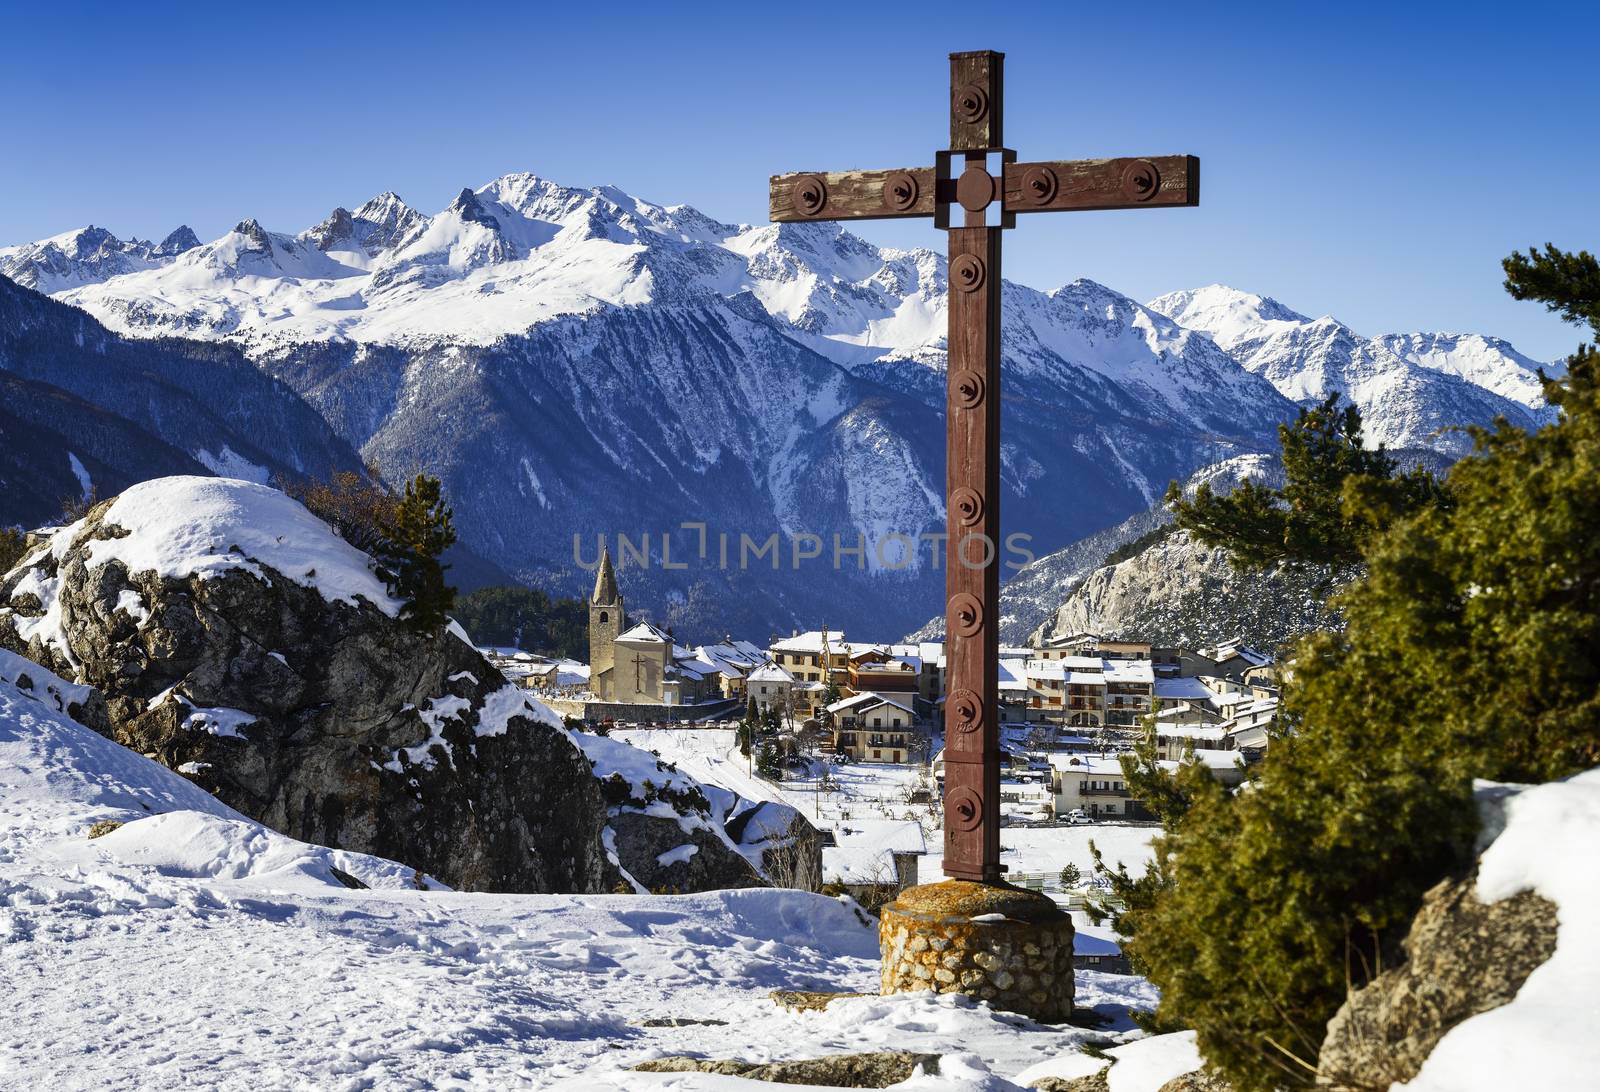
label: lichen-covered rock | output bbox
[634,1051,941,1086]
[0,477,801,893]
[1158,1070,1233,1092]
[1316,870,1558,1089]
[1028,1071,1108,1092]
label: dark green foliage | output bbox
[377,474,457,633]
[740,696,757,757]
[0,528,25,576]
[452,585,586,657]
[755,739,782,779]
[1503,244,1600,334]
[1111,248,1600,1089]
[817,682,841,729]
[755,742,779,779]
[1166,396,1446,568]
[1057,862,1081,889]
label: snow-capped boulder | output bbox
[0,476,793,893]
[579,732,819,893]
[1317,772,1597,1089]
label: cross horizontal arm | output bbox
[770,167,936,223]
[1002,155,1199,214]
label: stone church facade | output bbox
[587,548,672,705]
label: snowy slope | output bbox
[0,664,1155,1089]
[1148,285,1553,454]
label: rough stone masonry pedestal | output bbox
[879,881,1074,1022]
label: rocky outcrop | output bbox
[1159,1071,1233,1092]
[1316,871,1558,1089]
[1030,528,1350,653]
[634,1051,940,1086]
[0,476,798,893]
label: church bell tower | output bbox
[589,546,622,700]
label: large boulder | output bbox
[1316,779,1576,1089]
[0,476,801,893]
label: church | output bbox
[585,548,778,712]
[587,547,675,705]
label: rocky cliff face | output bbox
[0,476,797,893]
[1029,528,1350,653]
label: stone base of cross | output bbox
[769,49,1199,1020]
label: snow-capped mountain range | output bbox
[0,174,1561,638]
[1149,285,1559,454]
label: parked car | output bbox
[1064,809,1092,825]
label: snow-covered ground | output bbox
[1,678,1157,1090]
[613,727,1156,889]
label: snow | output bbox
[113,588,149,625]
[0,646,94,715]
[0,671,1171,1088]
[1,477,400,664]
[56,476,400,620]
[179,704,256,739]
[193,444,271,484]
[1404,768,1600,1090]
[65,452,92,499]
[655,844,699,867]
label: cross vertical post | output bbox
[767,50,1199,888]
[941,51,1005,883]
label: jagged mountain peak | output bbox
[153,225,200,257]
[0,225,161,291]
[447,187,500,228]
[231,218,272,249]
[1376,330,1563,411]
[303,206,355,250]
[1151,282,1553,451]
[353,191,412,218]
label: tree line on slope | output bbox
[1098,243,1600,1090]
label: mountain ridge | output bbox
[0,177,1558,638]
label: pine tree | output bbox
[1109,247,1600,1090]
[1165,395,1445,568]
[739,696,756,758]
[378,474,458,633]
[756,739,782,780]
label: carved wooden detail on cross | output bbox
[769,51,1200,884]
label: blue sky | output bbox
[2,1,1595,359]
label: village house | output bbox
[827,693,919,763]
[746,660,796,714]
[1048,750,1246,819]
[846,649,921,698]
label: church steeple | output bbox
[592,545,619,605]
[588,545,622,700]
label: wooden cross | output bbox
[632,652,651,693]
[768,50,1199,884]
